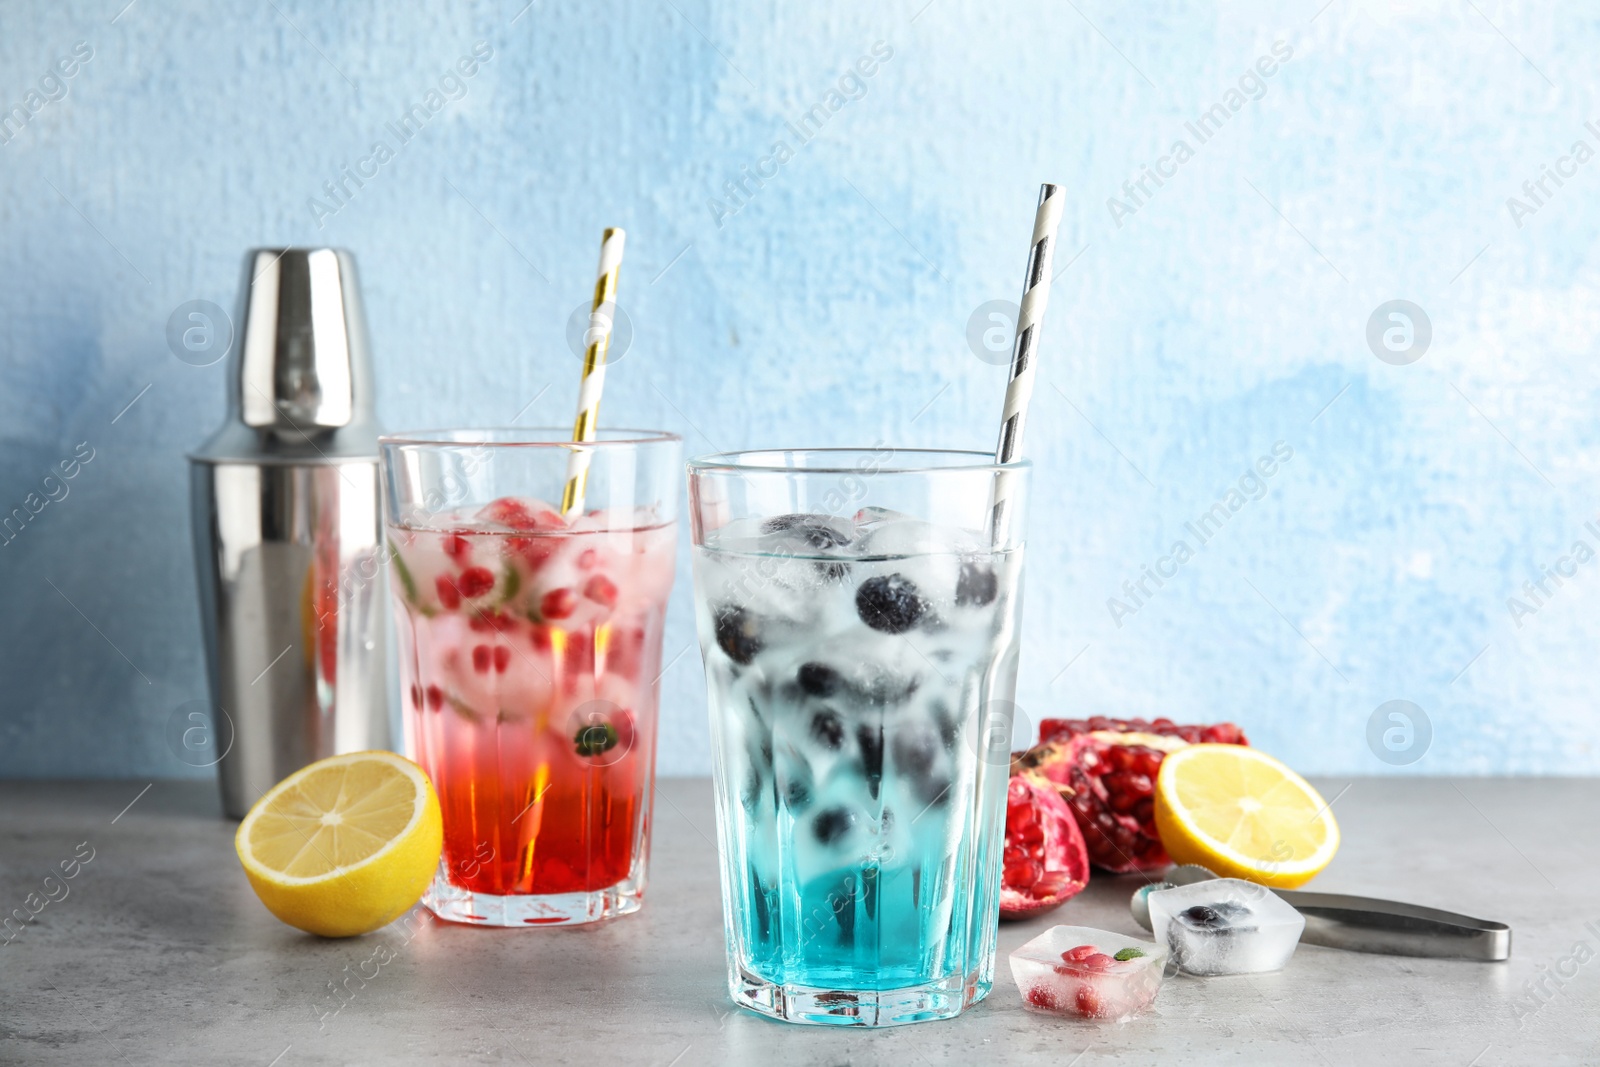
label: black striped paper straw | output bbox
[991,183,1064,543]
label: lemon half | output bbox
[1153,743,1339,889]
[235,751,442,937]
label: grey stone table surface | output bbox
[1,777,1596,1066]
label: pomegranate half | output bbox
[1000,771,1090,920]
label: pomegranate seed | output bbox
[1034,872,1068,895]
[435,575,462,610]
[472,645,492,674]
[1025,985,1060,1011]
[1082,953,1115,972]
[409,684,423,709]
[425,685,444,710]
[582,574,618,608]
[1007,859,1042,887]
[541,588,577,620]
[577,548,598,570]
[493,646,510,673]
[1074,984,1103,1017]
[1062,944,1099,963]
[443,533,471,562]
[456,566,495,599]
[530,627,552,652]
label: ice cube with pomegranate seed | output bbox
[1010,925,1166,1022]
[1148,878,1304,976]
[475,496,567,532]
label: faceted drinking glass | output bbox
[380,429,680,926]
[687,448,1029,1025]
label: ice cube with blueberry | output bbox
[1010,925,1166,1022]
[1147,878,1305,976]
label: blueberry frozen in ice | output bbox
[855,574,928,633]
[1147,877,1304,976]
[761,513,854,580]
[713,605,763,664]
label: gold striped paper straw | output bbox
[560,227,627,516]
[991,184,1063,543]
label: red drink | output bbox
[388,495,675,923]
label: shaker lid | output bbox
[191,248,381,464]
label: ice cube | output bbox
[857,516,981,559]
[1010,925,1167,1022]
[713,513,857,576]
[1147,878,1305,976]
[697,515,861,640]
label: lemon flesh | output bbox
[1154,743,1339,889]
[235,751,442,937]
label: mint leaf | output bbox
[445,694,483,724]
[497,566,521,606]
[389,545,419,605]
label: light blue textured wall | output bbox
[2,0,1596,778]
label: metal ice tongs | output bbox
[1130,865,1511,961]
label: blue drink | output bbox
[689,467,1027,1027]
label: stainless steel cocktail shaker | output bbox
[190,248,390,818]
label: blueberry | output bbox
[749,862,773,939]
[955,562,998,607]
[784,778,812,810]
[833,877,857,943]
[855,574,927,634]
[856,724,884,800]
[811,709,845,749]
[812,806,856,845]
[713,605,763,664]
[930,701,959,750]
[797,662,843,697]
[891,725,939,779]
[1181,905,1227,929]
